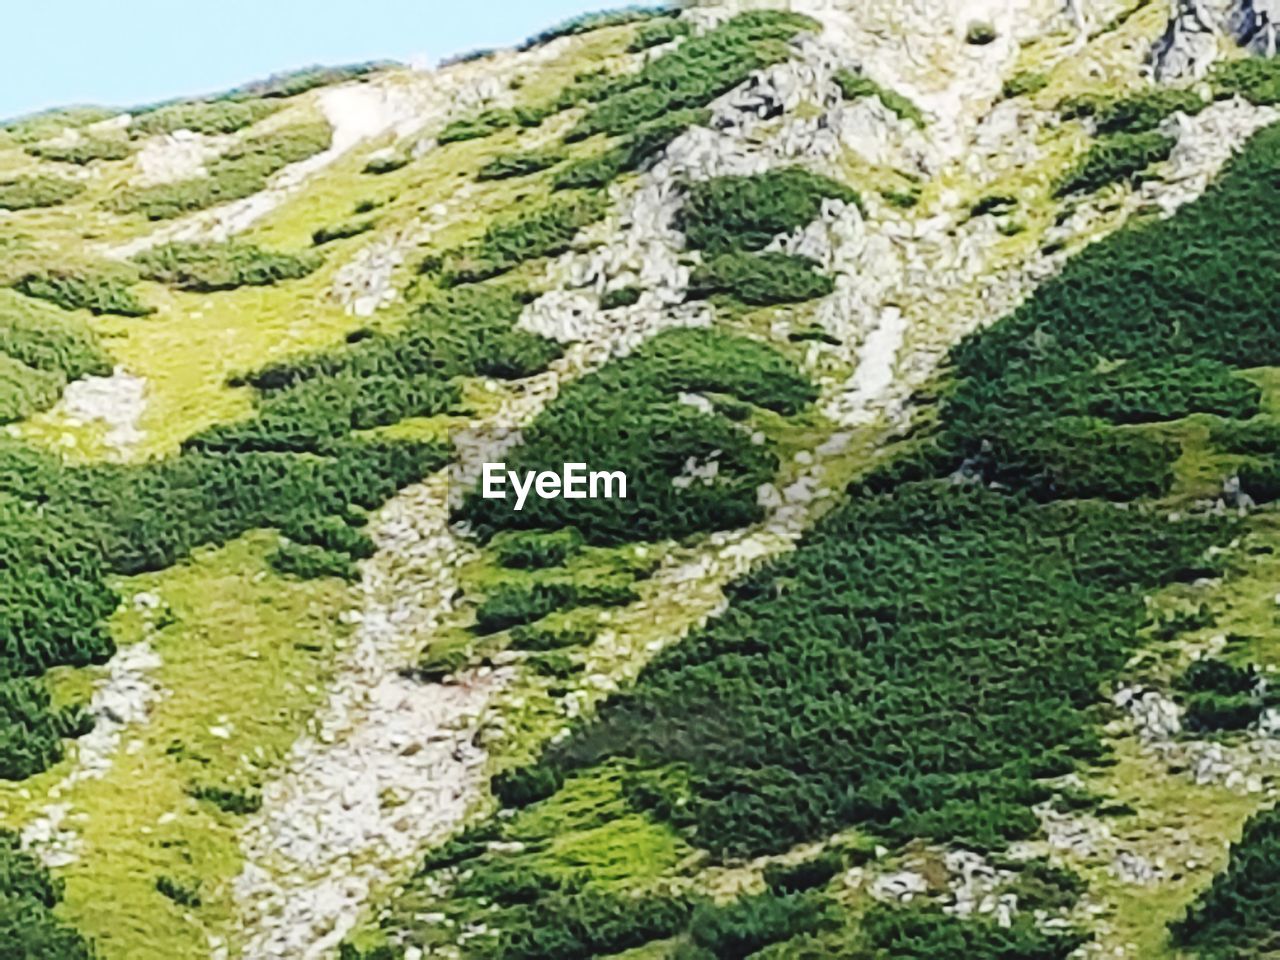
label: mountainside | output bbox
[4,1,1280,957]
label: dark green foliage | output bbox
[0,356,63,423]
[553,108,710,190]
[600,286,642,309]
[0,290,111,399]
[202,283,557,454]
[269,541,360,581]
[493,528,584,569]
[215,62,390,101]
[435,193,607,286]
[1211,418,1280,456]
[834,69,927,127]
[570,11,818,140]
[0,106,118,144]
[689,251,835,306]
[12,267,153,317]
[520,5,673,50]
[363,154,408,175]
[189,783,263,814]
[26,137,133,165]
[882,187,921,208]
[628,17,692,52]
[1004,859,1087,912]
[1091,88,1207,133]
[678,167,860,253]
[860,904,1083,958]
[130,98,279,136]
[438,108,519,144]
[508,621,596,651]
[155,875,201,908]
[0,830,95,958]
[688,892,824,958]
[763,852,844,894]
[311,218,375,245]
[1211,56,1280,106]
[0,678,91,780]
[493,765,566,807]
[0,175,84,210]
[474,578,637,635]
[1054,130,1175,196]
[1002,71,1049,98]
[458,327,815,546]
[110,122,332,219]
[965,21,998,44]
[133,241,320,291]
[477,149,565,181]
[491,889,692,960]
[971,194,1017,217]
[1171,806,1280,959]
[1175,658,1264,733]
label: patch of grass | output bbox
[0,175,85,210]
[133,241,320,291]
[834,69,927,127]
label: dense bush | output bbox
[553,108,710,190]
[1092,88,1206,133]
[311,218,375,245]
[438,108,520,144]
[363,154,408,175]
[0,175,85,210]
[110,122,332,219]
[26,137,133,165]
[493,528,584,569]
[0,830,95,958]
[519,5,672,50]
[1054,130,1175,196]
[569,11,818,140]
[12,266,152,317]
[434,193,607,286]
[688,892,824,957]
[763,852,844,894]
[0,106,117,145]
[477,149,565,181]
[600,286,642,310]
[474,577,637,634]
[130,98,279,136]
[133,241,320,291]
[0,678,91,780]
[216,62,390,101]
[1175,658,1265,733]
[0,356,64,423]
[860,904,1083,958]
[834,69,926,127]
[459,327,815,545]
[679,167,860,253]
[1171,806,1280,958]
[689,251,835,306]
[628,16,692,52]
[1211,56,1280,105]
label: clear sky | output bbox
[2,0,610,120]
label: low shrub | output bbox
[1092,88,1207,133]
[965,20,998,44]
[689,251,835,306]
[312,218,376,245]
[130,98,279,136]
[0,830,95,958]
[134,241,320,290]
[269,541,360,580]
[679,167,860,253]
[438,108,519,144]
[493,528,584,569]
[689,892,824,958]
[1054,130,1175,196]
[474,577,637,634]
[0,355,64,423]
[834,69,927,127]
[553,108,709,190]
[0,175,84,210]
[1210,56,1280,105]
[628,17,692,52]
[1002,71,1049,98]
[763,852,844,893]
[26,137,133,165]
[12,266,153,316]
[600,286,642,309]
[189,783,263,814]
[477,149,565,181]
[520,5,673,50]
[218,62,390,101]
[861,904,1083,958]
[363,154,409,175]
[155,875,202,908]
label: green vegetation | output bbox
[431,193,607,286]
[439,108,523,144]
[133,241,321,291]
[0,289,112,423]
[214,61,390,101]
[568,11,819,140]
[109,121,332,219]
[965,20,998,44]
[834,69,927,127]
[1170,806,1280,958]
[552,108,709,190]
[26,137,133,165]
[600,286,642,310]
[628,16,692,52]
[363,154,408,175]
[12,265,153,317]
[0,831,94,958]
[1002,70,1049,99]
[312,218,376,245]
[477,149,566,181]
[0,175,85,210]
[459,326,815,545]
[689,251,835,306]
[857,904,1083,958]
[0,106,118,144]
[1211,56,1280,106]
[1060,88,1206,133]
[519,5,673,51]
[1174,657,1266,732]
[130,98,280,136]
[678,167,860,253]
[1054,130,1175,196]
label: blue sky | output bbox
[2,0,608,120]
